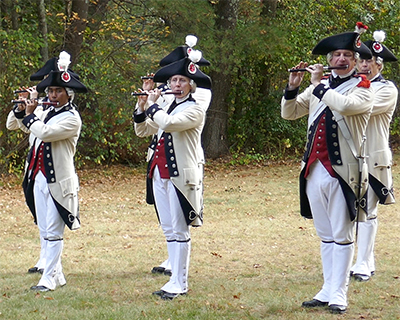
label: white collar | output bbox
[176,94,191,104]
[55,102,69,112]
[370,73,381,81]
[331,68,356,78]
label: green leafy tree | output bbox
[1,0,400,172]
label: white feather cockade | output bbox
[185,35,198,48]
[57,51,71,72]
[188,49,202,63]
[373,30,386,43]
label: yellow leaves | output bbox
[111,33,123,40]
[71,12,81,20]
[56,13,67,21]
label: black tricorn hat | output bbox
[36,70,88,93]
[154,53,211,89]
[361,30,397,62]
[160,46,211,67]
[159,34,210,67]
[30,57,80,81]
[312,32,372,59]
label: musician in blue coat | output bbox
[281,26,374,314]
[133,50,211,300]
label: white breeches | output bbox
[306,161,354,244]
[306,161,355,306]
[152,167,190,294]
[33,171,65,290]
[152,167,190,242]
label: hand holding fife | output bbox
[25,99,38,116]
[136,89,149,112]
[26,86,38,100]
[288,62,308,90]
[306,64,324,87]
[147,89,161,106]
[17,86,29,100]
[142,73,155,91]
[136,73,156,112]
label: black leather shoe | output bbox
[30,285,50,292]
[353,273,370,282]
[28,267,39,273]
[164,269,172,276]
[329,304,346,314]
[28,267,44,274]
[28,267,38,273]
[152,290,165,297]
[151,266,166,274]
[301,299,328,308]
[161,291,187,300]
[152,290,186,300]
[161,292,179,300]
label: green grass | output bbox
[1,159,400,319]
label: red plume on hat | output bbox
[355,22,368,34]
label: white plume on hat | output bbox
[185,35,198,48]
[188,49,202,64]
[373,30,386,43]
[57,51,71,72]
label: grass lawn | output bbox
[1,156,400,319]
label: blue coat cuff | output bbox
[284,85,300,100]
[145,104,161,120]
[313,83,329,100]
[133,110,146,123]
[13,105,26,119]
[22,113,40,129]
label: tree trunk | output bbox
[86,0,110,45]
[261,0,278,18]
[88,0,109,26]
[0,1,3,30]
[37,0,49,62]
[11,0,18,30]
[1,0,19,30]
[202,0,239,159]
[64,0,89,65]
